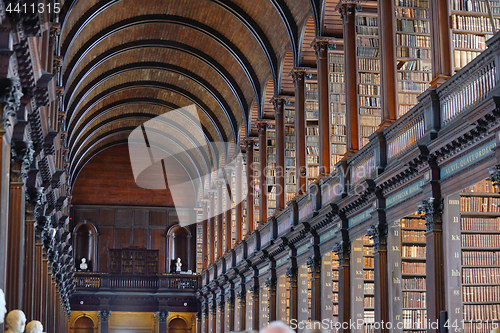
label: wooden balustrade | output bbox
[74,273,199,291]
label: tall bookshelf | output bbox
[328,49,346,169]
[253,144,260,229]
[230,169,237,247]
[196,219,203,272]
[332,252,340,332]
[363,236,375,333]
[267,124,277,216]
[351,236,375,333]
[389,214,427,333]
[356,12,382,147]
[395,0,432,117]
[447,179,500,333]
[285,106,296,202]
[307,265,313,322]
[305,79,320,185]
[450,0,500,70]
[242,157,248,236]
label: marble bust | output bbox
[175,258,182,272]
[0,289,6,324]
[26,321,44,333]
[80,258,88,271]
[4,310,26,333]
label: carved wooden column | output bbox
[272,97,286,210]
[0,78,22,294]
[266,276,277,322]
[368,223,389,333]
[429,0,453,87]
[307,255,322,321]
[245,139,255,235]
[250,282,260,329]
[226,292,235,332]
[286,266,298,324]
[418,198,444,333]
[156,311,168,333]
[235,155,243,241]
[313,38,331,175]
[219,298,225,333]
[6,141,33,310]
[237,288,246,330]
[334,241,351,333]
[210,301,217,333]
[258,121,268,224]
[292,68,307,193]
[98,310,111,333]
[33,227,43,321]
[378,0,397,125]
[23,187,43,320]
[339,3,359,154]
[204,305,209,333]
[209,192,215,264]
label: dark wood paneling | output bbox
[72,144,186,207]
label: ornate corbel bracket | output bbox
[417,197,444,232]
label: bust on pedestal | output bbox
[26,321,44,333]
[175,258,182,273]
[4,310,26,333]
[80,258,88,272]
[0,289,6,324]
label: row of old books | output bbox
[463,285,500,302]
[462,251,500,265]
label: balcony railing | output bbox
[75,272,199,291]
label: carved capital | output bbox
[10,140,34,182]
[291,68,306,84]
[285,267,297,279]
[265,276,276,288]
[417,197,444,232]
[333,241,350,264]
[98,310,111,322]
[367,223,387,252]
[339,2,357,21]
[248,283,259,293]
[313,39,329,58]
[489,165,500,193]
[236,290,246,301]
[156,311,168,323]
[271,96,285,114]
[26,186,44,220]
[306,255,321,271]
[0,78,22,129]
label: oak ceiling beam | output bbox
[61,14,263,119]
[63,40,247,132]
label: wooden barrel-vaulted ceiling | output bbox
[60,0,352,196]
[61,0,312,187]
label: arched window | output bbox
[168,318,188,333]
[73,221,99,272]
[166,225,192,273]
[73,316,95,333]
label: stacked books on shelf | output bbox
[400,215,427,333]
[450,0,499,70]
[356,13,381,147]
[306,80,320,184]
[331,252,340,332]
[329,50,346,169]
[267,125,277,216]
[253,152,260,227]
[459,179,500,333]
[395,0,432,117]
[285,107,296,202]
[362,235,375,333]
